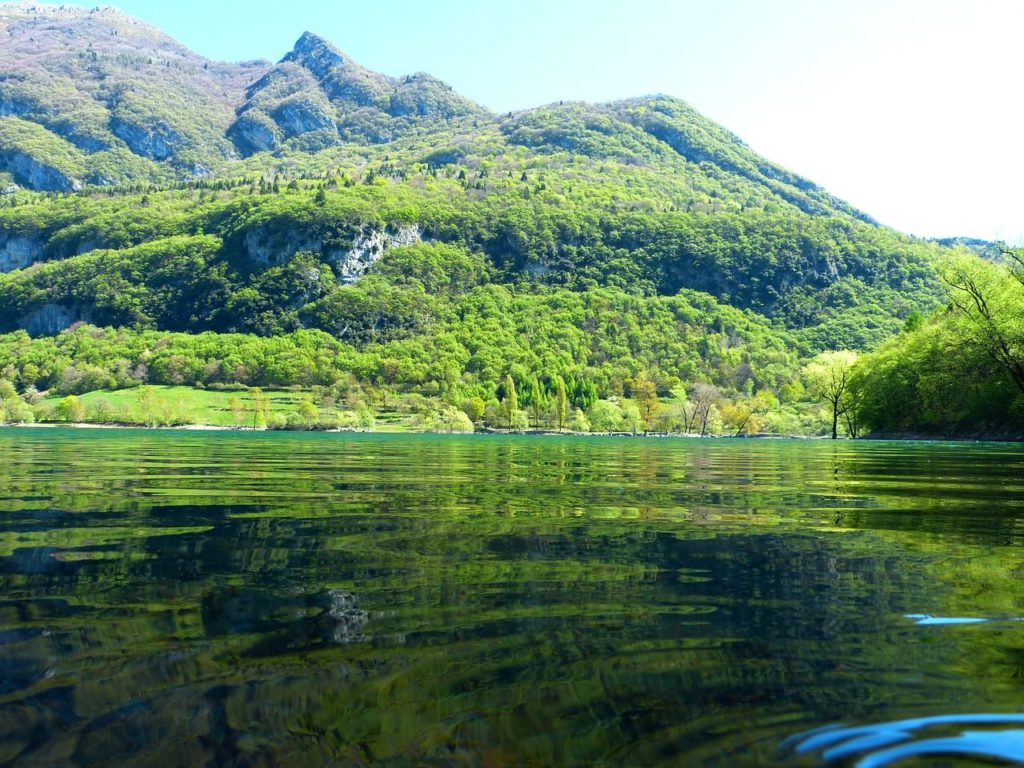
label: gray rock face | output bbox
[243,223,422,281]
[272,99,336,138]
[18,303,87,335]
[243,228,322,267]
[0,232,42,272]
[283,32,347,81]
[227,112,279,155]
[110,117,180,161]
[0,150,82,192]
[333,225,421,283]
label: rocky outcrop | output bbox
[272,97,336,138]
[282,32,389,109]
[17,303,87,335]
[0,150,82,192]
[0,232,42,272]
[243,228,323,267]
[332,225,421,283]
[284,32,348,82]
[242,223,422,281]
[110,117,180,161]
[227,111,280,155]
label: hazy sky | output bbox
[18,0,1024,242]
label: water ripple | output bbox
[784,714,1024,766]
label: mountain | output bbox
[0,3,266,187]
[0,3,866,220]
[0,4,972,436]
[229,32,484,155]
[0,4,488,188]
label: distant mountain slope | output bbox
[0,2,957,366]
[0,3,872,228]
[229,32,484,154]
[0,3,265,187]
[0,4,486,188]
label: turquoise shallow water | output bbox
[1,429,1024,766]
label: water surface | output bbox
[1,430,1024,766]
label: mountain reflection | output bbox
[1,430,1023,766]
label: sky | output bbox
[15,0,1024,242]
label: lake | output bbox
[1,429,1024,767]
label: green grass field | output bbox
[41,386,344,428]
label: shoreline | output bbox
[5,421,1022,443]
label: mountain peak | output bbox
[283,31,354,79]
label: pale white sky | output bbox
[16,0,1024,242]
[713,2,1024,243]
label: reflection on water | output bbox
[1,430,1024,766]
[904,614,1019,626]
[785,714,1024,766]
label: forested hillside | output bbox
[0,4,1007,437]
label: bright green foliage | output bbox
[588,399,625,432]
[553,376,568,432]
[852,253,1024,437]
[0,7,978,438]
[298,397,319,426]
[56,394,85,422]
[500,374,518,430]
[804,350,859,439]
[630,373,659,433]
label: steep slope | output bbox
[0,3,267,187]
[0,2,872,231]
[500,98,873,223]
[0,6,955,386]
[230,32,484,154]
[0,5,485,187]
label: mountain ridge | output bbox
[0,2,871,230]
[0,4,950,354]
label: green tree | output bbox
[298,397,319,427]
[529,377,544,429]
[2,397,33,424]
[630,372,659,433]
[553,376,568,431]
[139,385,157,425]
[804,350,859,439]
[461,396,485,424]
[89,398,115,423]
[229,396,246,427]
[570,409,591,433]
[501,374,518,430]
[249,387,269,429]
[439,405,474,433]
[588,399,624,432]
[57,395,86,423]
[942,252,1024,395]
[620,402,644,435]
